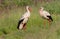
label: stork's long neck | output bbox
[26,8,30,13]
[40,9,43,13]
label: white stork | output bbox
[39,7,53,25]
[17,6,32,30]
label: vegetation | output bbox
[0,0,60,39]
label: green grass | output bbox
[0,3,60,39]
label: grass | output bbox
[0,2,60,39]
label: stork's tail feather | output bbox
[17,19,24,30]
[47,16,53,21]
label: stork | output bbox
[17,6,32,30]
[39,7,53,25]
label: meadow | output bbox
[0,1,60,39]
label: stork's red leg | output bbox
[23,23,27,30]
[48,19,51,25]
[44,20,46,26]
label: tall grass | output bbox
[0,6,60,39]
[0,0,60,39]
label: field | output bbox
[0,1,60,39]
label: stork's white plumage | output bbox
[17,6,32,30]
[39,7,53,25]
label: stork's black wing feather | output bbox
[17,19,24,30]
[47,16,53,21]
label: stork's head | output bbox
[40,7,44,11]
[26,6,32,12]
